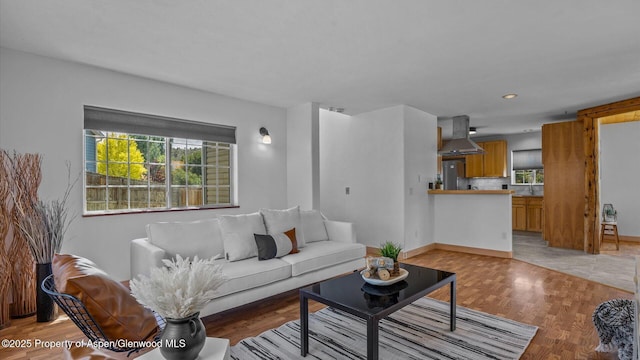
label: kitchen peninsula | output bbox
[428,189,513,258]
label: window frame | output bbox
[82,106,237,216]
[512,168,544,185]
[511,149,544,185]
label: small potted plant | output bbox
[603,204,617,222]
[379,241,402,276]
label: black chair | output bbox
[41,274,165,356]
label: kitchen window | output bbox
[512,149,544,184]
[83,106,236,214]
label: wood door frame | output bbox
[579,96,640,254]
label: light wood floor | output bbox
[0,249,631,359]
[601,239,640,256]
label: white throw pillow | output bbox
[260,206,305,247]
[219,212,266,261]
[146,218,224,261]
[300,210,329,243]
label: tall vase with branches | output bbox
[12,159,78,322]
[7,152,41,318]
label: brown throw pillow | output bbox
[285,228,299,254]
[52,254,158,342]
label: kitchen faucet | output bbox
[529,183,534,195]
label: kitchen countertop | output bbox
[427,190,514,195]
[512,194,544,198]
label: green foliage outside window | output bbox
[171,167,202,185]
[514,169,544,184]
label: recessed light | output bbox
[469,127,477,135]
[502,93,518,99]
[328,107,345,113]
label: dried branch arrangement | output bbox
[0,151,13,327]
[2,149,78,320]
[7,151,41,317]
[13,163,77,264]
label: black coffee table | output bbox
[300,263,456,360]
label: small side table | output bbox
[137,337,230,360]
[600,222,620,250]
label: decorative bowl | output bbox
[361,268,409,286]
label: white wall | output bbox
[433,194,512,252]
[600,121,640,236]
[321,106,404,248]
[403,106,437,252]
[286,103,320,209]
[320,105,438,252]
[319,109,352,221]
[0,48,288,280]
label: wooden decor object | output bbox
[7,152,42,318]
[577,96,640,254]
[0,151,12,328]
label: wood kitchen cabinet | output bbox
[526,197,544,232]
[465,152,483,177]
[512,197,527,231]
[483,140,508,177]
[512,196,544,232]
[465,140,507,177]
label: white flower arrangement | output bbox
[130,255,227,319]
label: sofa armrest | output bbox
[130,238,166,280]
[324,220,356,244]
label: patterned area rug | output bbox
[231,297,538,359]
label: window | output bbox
[513,169,544,184]
[83,106,236,214]
[512,149,544,185]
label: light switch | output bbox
[345,187,350,195]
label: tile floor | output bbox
[512,231,638,292]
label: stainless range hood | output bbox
[438,115,485,156]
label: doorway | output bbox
[597,110,640,256]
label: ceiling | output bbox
[1,1,639,138]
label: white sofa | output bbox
[130,207,366,317]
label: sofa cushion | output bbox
[254,233,293,260]
[300,210,329,243]
[281,240,366,276]
[212,257,291,298]
[52,254,158,342]
[219,212,266,261]
[285,228,299,254]
[146,218,223,261]
[260,206,305,247]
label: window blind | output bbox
[512,149,543,170]
[84,106,236,144]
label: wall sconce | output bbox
[259,127,271,144]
